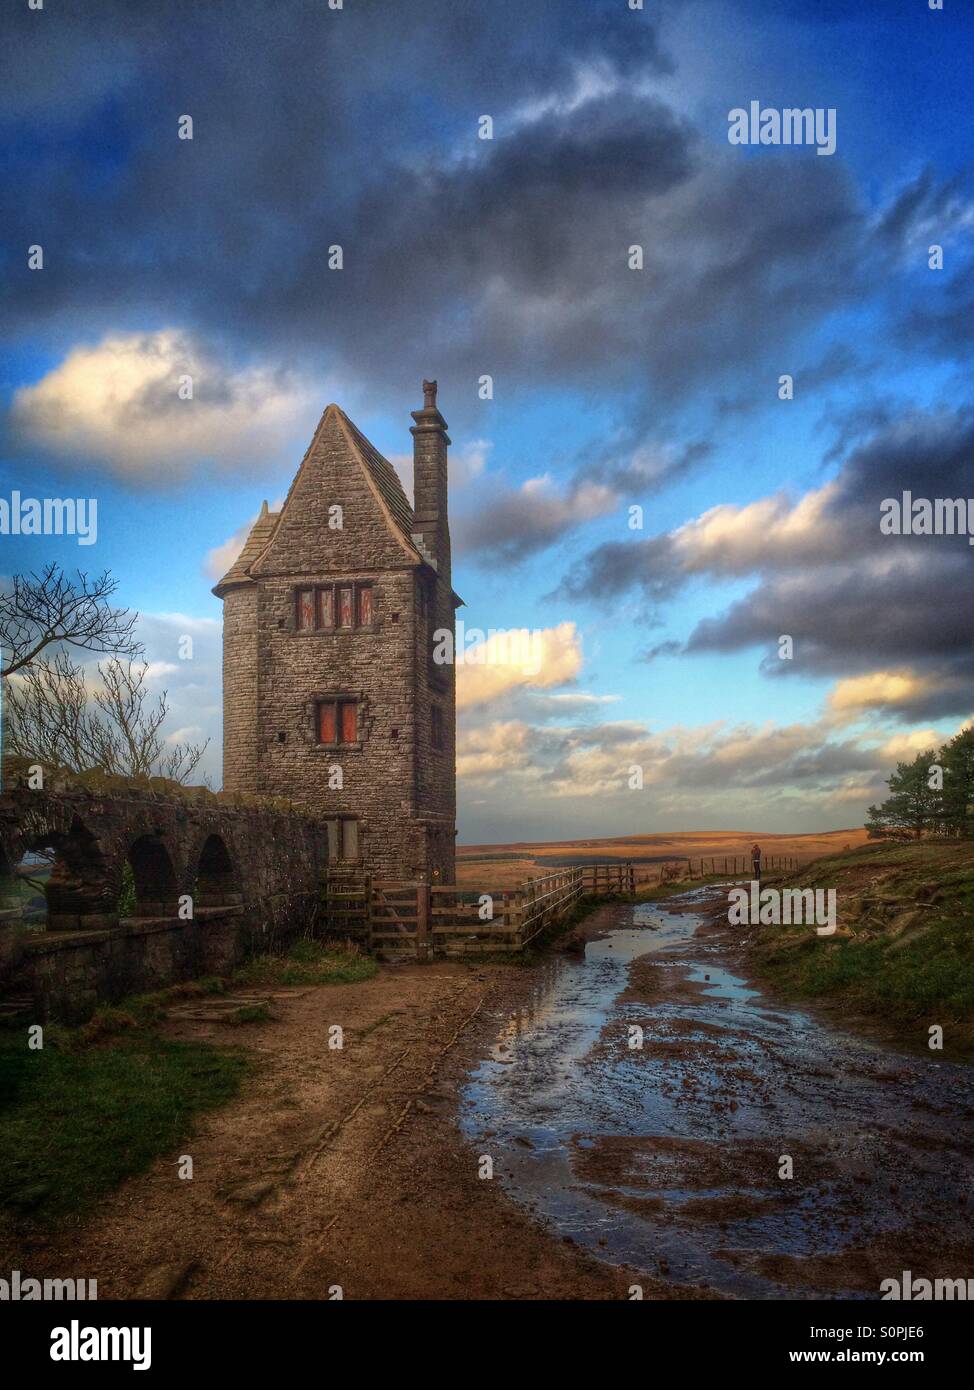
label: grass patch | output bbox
[222,1002,271,1025]
[0,1032,248,1231]
[232,938,377,988]
[0,936,378,1231]
[750,840,974,1048]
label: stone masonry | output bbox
[0,769,325,1022]
[214,384,460,882]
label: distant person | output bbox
[751,843,761,879]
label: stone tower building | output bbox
[214,383,460,882]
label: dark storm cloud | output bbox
[671,735,885,793]
[827,406,974,513]
[902,265,974,362]
[1,0,909,435]
[556,533,682,603]
[688,555,974,670]
[742,741,885,789]
[1,1,673,383]
[716,343,866,420]
[795,344,874,394]
[577,436,713,497]
[454,433,711,563]
[559,406,974,718]
[819,396,902,465]
[641,639,682,663]
[1,0,671,123]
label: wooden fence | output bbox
[633,854,799,886]
[323,855,801,960]
[324,862,634,959]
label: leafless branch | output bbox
[0,564,142,678]
[4,655,209,785]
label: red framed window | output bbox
[296,583,373,631]
[318,702,336,743]
[339,587,353,628]
[317,587,334,629]
[297,589,315,630]
[318,699,359,744]
[341,701,358,743]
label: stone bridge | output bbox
[0,767,326,1022]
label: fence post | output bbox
[416,879,430,962]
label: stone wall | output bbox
[14,910,241,1025]
[217,399,458,883]
[0,769,326,1022]
[254,568,422,879]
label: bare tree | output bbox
[0,564,141,678]
[4,653,209,785]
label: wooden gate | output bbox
[323,861,636,960]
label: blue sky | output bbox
[2,0,972,841]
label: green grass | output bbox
[232,938,377,988]
[222,1002,271,1025]
[751,840,974,1047]
[0,1032,248,1230]
[0,937,377,1230]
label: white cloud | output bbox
[141,661,180,681]
[456,621,584,709]
[827,669,934,721]
[10,330,318,482]
[672,482,839,574]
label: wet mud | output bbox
[462,887,974,1298]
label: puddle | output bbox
[461,887,974,1299]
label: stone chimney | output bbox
[410,379,451,581]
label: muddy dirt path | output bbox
[465,888,974,1298]
[6,889,971,1300]
[0,961,664,1301]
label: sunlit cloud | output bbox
[10,330,317,482]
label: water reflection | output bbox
[461,889,974,1299]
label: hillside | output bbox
[749,839,974,1053]
[456,827,871,891]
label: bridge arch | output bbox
[123,834,180,918]
[26,815,111,929]
[193,832,242,910]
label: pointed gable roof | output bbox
[341,411,416,544]
[213,405,420,596]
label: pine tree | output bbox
[939,726,974,838]
[865,750,940,840]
